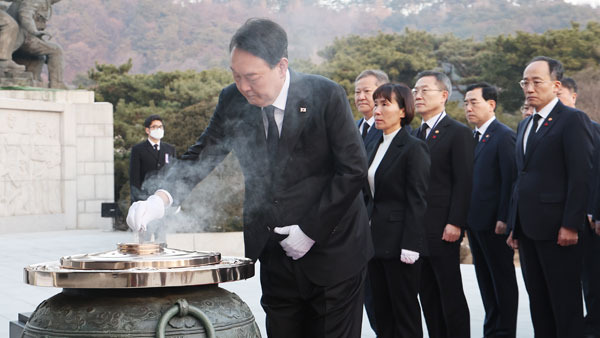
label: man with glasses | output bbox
[411,71,473,338]
[507,56,593,337]
[129,114,176,203]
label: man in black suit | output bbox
[464,83,518,338]
[560,77,600,338]
[412,71,473,338]
[355,69,389,156]
[129,114,176,203]
[507,56,593,338]
[127,18,373,337]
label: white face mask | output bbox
[150,128,164,140]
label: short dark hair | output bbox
[373,83,415,127]
[527,56,564,81]
[355,70,389,86]
[465,82,498,103]
[144,114,163,128]
[415,70,452,98]
[561,77,578,93]
[229,18,288,68]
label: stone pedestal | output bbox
[0,90,114,233]
[0,68,34,87]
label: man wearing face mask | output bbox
[129,114,176,203]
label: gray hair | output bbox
[355,69,390,86]
[415,70,452,98]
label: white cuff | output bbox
[155,189,173,207]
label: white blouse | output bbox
[368,128,401,197]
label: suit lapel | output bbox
[523,102,563,167]
[373,128,408,196]
[273,72,310,171]
[426,115,450,151]
[474,120,498,160]
[143,140,159,160]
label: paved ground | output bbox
[0,229,534,337]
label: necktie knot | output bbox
[474,130,481,141]
[153,144,159,151]
[361,121,370,140]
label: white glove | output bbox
[126,195,165,231]
[400,249,420,264]
[273,225,315,260]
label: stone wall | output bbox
[0,90,114,233]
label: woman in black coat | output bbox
[365,83,431,338]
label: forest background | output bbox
[47,0,600,231]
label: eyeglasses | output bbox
[519,80,549,89]
[411,88,444,96]
[149,125,164,130]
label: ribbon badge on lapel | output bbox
[544,117,552,127]
[482,134,490,143]
[300,107,306,113]
[432,129,439,139]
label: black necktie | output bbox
[153,144,159,152]
[419,123,429,141]
[474,130,481,142]
[525,114,542,154]
[362,121,370,140]
[265,106,279,161]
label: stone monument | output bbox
[0,0,66,89]
[0,90,115,233]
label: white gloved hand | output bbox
[126,195,165,231]
[400,249,420,264]
[273,225,315,260]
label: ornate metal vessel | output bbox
[21,243,260,337]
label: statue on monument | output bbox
[0,0,66,89]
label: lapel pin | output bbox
[300,107,306,113]
[482,139,486,143]
[486,134,490,138]
[435,130,439,134]
[432,135,437,139]
[544,122,549,126]
[548,118,553,121]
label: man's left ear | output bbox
[278,58,289,75]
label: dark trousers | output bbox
[364,272,378,334]
[369,257,423,338]
[517,230,584,338]
[468,229,518,338]
[582,224,600,336]
[259,240,365,338]
[419,242,470,338]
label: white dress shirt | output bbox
[262,69,290,137]
[368,128,401,197]
[360,116,375,135]
[148,138,160,150]
[523,97,558,153]
[474,116,496,142]
[420,111,446,139]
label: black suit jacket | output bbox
[588,122,600,220]
[412,115,474,255]
[158,70,373,286]
[508,100,593,239]
[129,140,176,202]
[365,128,430,258]
[467,119,516,231]
[357,117,383,157]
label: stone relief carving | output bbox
[0,110,62,216]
